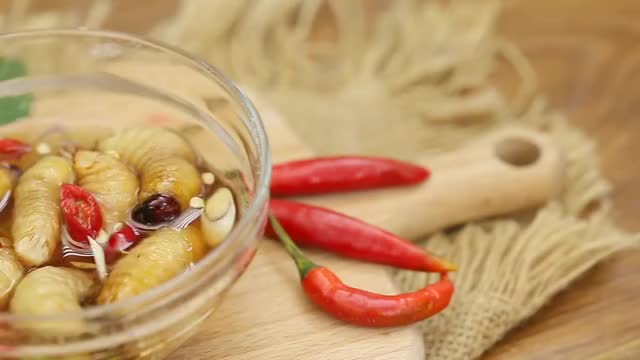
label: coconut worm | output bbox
[74,150,139,232]
[0,247,24,309]
[10,266,98,335]
[200,187,236,247]
[12,156,74,266]
[98,127,200,210]
[98,127,196,169]
[138,156,201,210]
[97,225,206,304]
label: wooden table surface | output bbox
[23,0,640,359]
[486,1,640,359]
[107,1,640,359]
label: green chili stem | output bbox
[268,213,318,279]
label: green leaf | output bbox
[0,58,32,125]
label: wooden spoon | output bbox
[271,122,565,240]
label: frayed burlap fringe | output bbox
[396,204,635,359]
[5,1,640,359]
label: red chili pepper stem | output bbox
[269,213,317,279]
[105,224,144,263]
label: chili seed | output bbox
[131,193,181,225]
[189,196,205,209]
[112,222,123,233]
[35,143,51,155]
[201,172,215,185]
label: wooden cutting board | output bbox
[171,95,426,360]
[169,92,563,360]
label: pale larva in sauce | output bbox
[98,127,196,169]
[98,127,201,210]
[74,150,139,232]
[10,266,98,335]
[12,156,74,267]
[0,247,24,309]
[97,225,206,304]
[138,156,202,209]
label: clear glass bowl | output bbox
[0,29,271,359]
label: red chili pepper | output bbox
[0,138,30,160]
[60,184,102,243]
[270,156,430,196]
[104,224,144,263]
[269,214,454,327]
[266,199,456,273]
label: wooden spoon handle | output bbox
[258,92,565,241]
[296,126,566,240]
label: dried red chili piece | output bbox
[105,224,143,263]
[266,199,456,273]
[269,214,454,327]
[0,138,30,160]
[270,156,430,196]
[60,184,102,243]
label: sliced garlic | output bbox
[89,238,108,281]
[200,187,235,247]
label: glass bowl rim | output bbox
[0,28,272,324]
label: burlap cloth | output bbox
[4,1,639,359]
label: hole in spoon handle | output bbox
[494,136,541,167]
